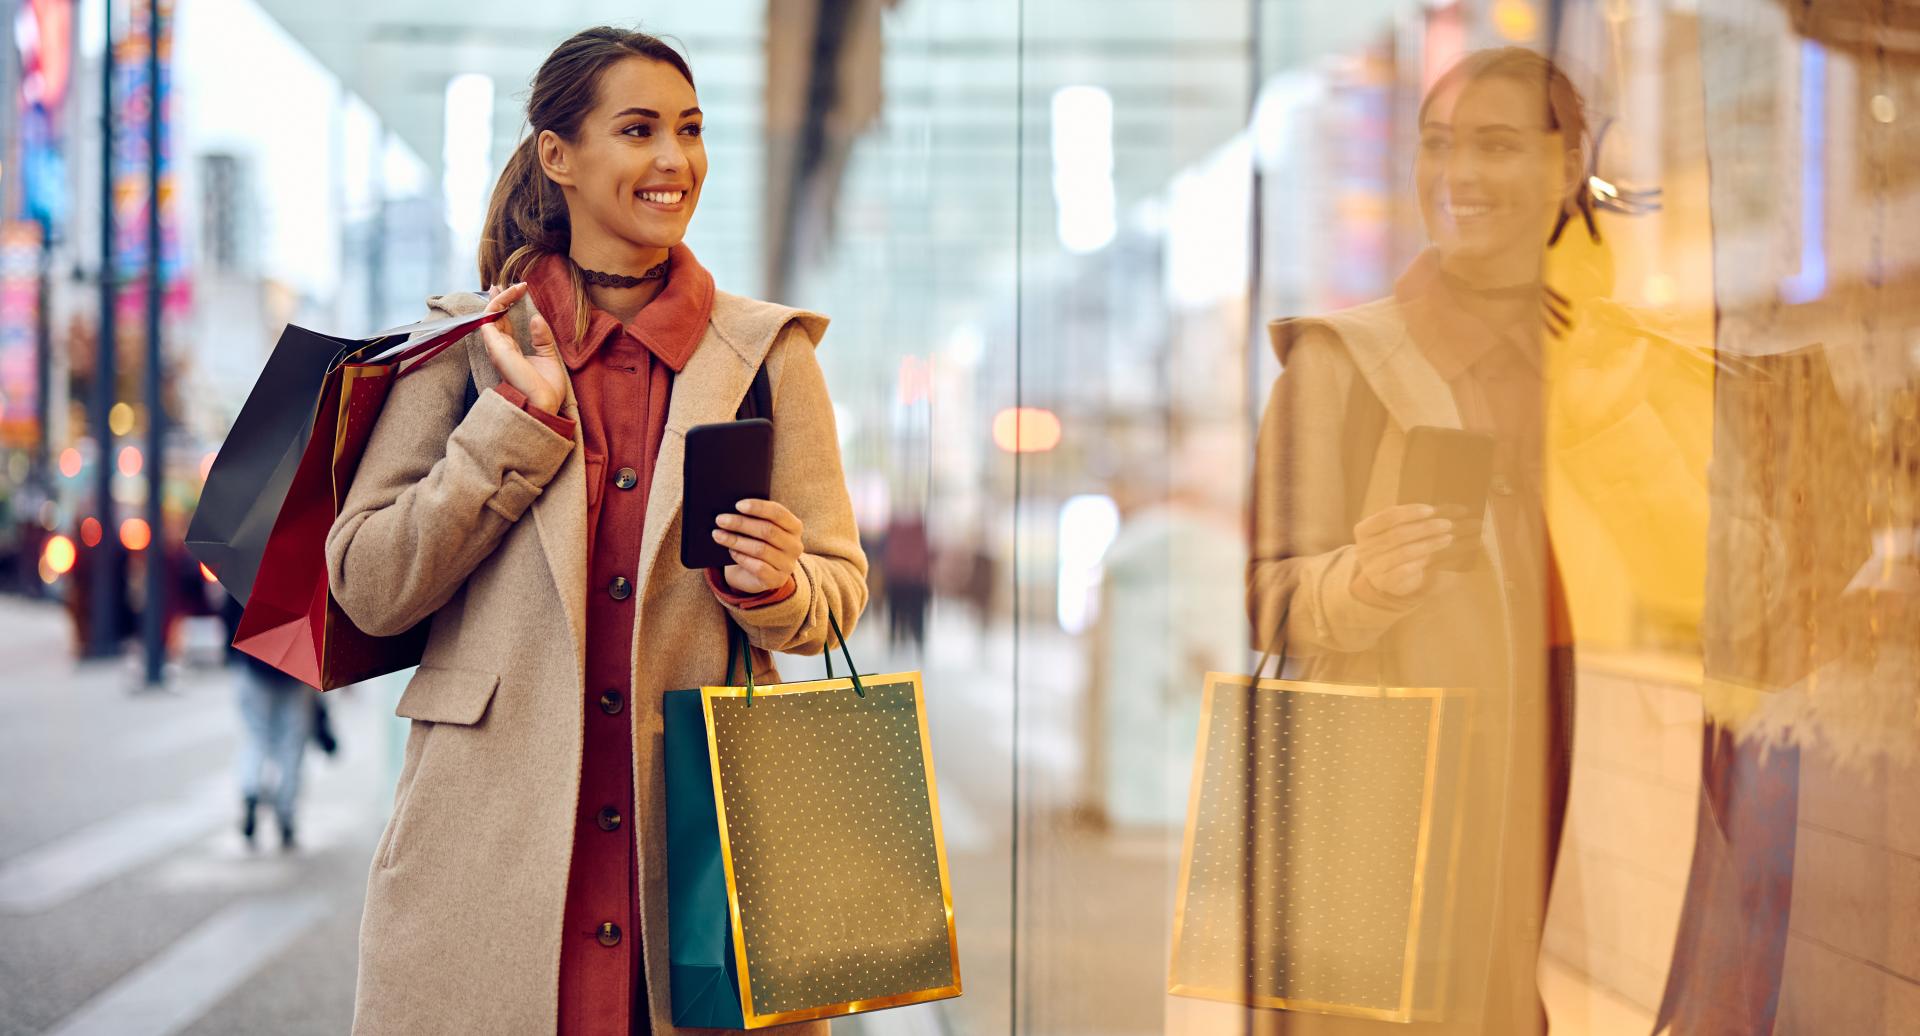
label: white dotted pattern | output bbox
[1174,682,1436,1012]
[710,679,955,1017]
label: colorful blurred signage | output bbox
[113,0,189,317]
[15,0,73,228]
[0,222,42,445]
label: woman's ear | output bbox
[1560,143,1587,204]
[536,129,574,189]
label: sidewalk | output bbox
[0,595,401,1036]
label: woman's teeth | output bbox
[639,190,685,204]
[1446,202,1491,218]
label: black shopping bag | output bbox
[186,304,499,606]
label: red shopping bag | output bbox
[230,307,502,689]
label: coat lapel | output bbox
[632,324,760,612]
[633,292,827,615]
[447,291,590,683]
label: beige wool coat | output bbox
[325,286,866,1035]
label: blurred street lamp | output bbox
[992,407,1062,453]
[119,517,150,552]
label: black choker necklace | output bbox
[578,260,669,288]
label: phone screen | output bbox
[1396,426,1495,571]
[680,418,774,569]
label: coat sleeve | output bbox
[325,303,576,638]
[1247,326,1420,658]
[717,321,870,654]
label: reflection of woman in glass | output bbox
[326,28,863,1036]
[1247,49,1612,1034]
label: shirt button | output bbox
[614,467,638,490]
[597,806,623,831]
[1491,476,1514,497]
[608,576,632,601]
[598,690,625,715]
[596,922,622,947]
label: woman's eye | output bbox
[681,124,703,138]
[624,124,652,138]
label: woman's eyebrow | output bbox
[612,106,703,120]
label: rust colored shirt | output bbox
[493,245,791,1035]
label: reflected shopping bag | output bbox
[1168,635,1471,1024]
[186,301,505,689]
[664,618,962,1029]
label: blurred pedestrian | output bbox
[881,513,930,653]
[220,593,315,850]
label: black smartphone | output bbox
[1397,426,1496,571]
[680,418,774,570]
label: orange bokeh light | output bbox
[80,516,103,547]
[117,446,142,478]
[991,407,1062,453]
[120,518,152,552]
[58,448,82,478]
[199,563,218,583]
[43,535,77,575]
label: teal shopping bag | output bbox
[664,616,962,1029]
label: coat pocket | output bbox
[381,666,500,869]
[394,663,501,725]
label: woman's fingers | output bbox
[1375,532,1452,571]
[736,499,802,534]
[1354,503,1434,540]
[712,529,779,561]
[727,551,781,582]
[1376,557,1434,596]
[714,512,802,554]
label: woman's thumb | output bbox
[528,310,557,358]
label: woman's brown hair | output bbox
[477,27,695,343]
[1420,47,1598,245]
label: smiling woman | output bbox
[324,24,865,1036]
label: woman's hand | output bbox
[1350,504,1453,605]
[478,282,567,415]
[714,499,804,594]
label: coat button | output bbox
[598,690,624,715]
[614,467,638,490]
[596,922,621,947]
[597,806,623,831]
[608,576,632,601]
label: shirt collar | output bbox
[525,243,716,373]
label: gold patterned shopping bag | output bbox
[1168,671,1471,1023]
[664,619,962,1028]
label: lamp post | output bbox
[139,0,165,688]
[86,0,119,661]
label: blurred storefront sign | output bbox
[0,221,42,446]
[113,0,187,318]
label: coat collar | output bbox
[525,245,716,373]
[439,287,828,684]
[1268,295,1462,434]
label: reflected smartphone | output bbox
[680,418,774,569]
[1397,426,1496,571]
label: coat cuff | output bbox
[706,568,798,609]
[459,388,575,523]
[490,383,576,441]
[1310,546,1423,650]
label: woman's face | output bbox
[1415,75,1577,270]
[540,56,706,255]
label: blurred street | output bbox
[0,592,1089,1036]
